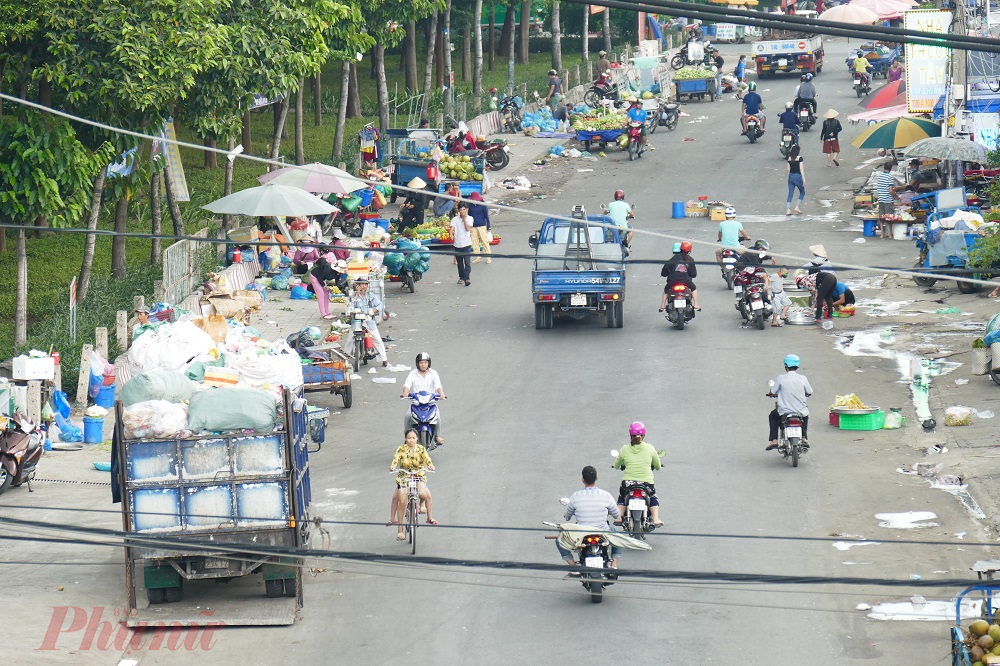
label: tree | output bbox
[443,0,453,118]
[551,2,562,72]
[581,6,589,65]
[517,0,530,64]
[420,11,439,119]
[0,111,110,345]
[473,0,484,111]
[603,8,612,53]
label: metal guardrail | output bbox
[161,228,209,306]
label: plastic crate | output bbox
[438,180,484,197]
[838,411,885,431]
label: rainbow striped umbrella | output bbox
[850,117,941,149]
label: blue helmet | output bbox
[672,243,682,253]
[783,354,801,369]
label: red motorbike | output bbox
[0,413,44,495]
[734,271,771,330]
[627,121,644,161]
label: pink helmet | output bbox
[628,421,646,437]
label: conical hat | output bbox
[809,244,827,259]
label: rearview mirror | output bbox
[768,380,775,388]
[529,233,538,249]
[610,449,619,458]
[559,497,570,506]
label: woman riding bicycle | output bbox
[612,422,663,527]
[389,429,437,540]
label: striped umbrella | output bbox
[857,79,906,109]
[819,4,879,24]
[848,104,911,125]
[850,117,941,149]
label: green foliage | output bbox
[968,227,1000,271]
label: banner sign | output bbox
[155,120,190,203]
[905,10,953,114]
[106,148,136,179]
[970,112,1000,150]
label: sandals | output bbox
[771,322,782,327]
[397,533,406,541]
[386,520,397,526]
[321,314,336,320]
[426,519,439,525]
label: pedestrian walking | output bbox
[875,162,897,237]
[451,203,474,286]
[467,191,492,264]
[786,145,806,216]
[712,49,724,100]
[821,109,842,167]
[545,69,563,113]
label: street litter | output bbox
[833,541,879,550]
[368,367,377,374]
[853,238,866,243]
[372,377,396,384]
[954,378,969,385]
[385,363,410,372]
[501,176,532,191]
[576,168,594,173]
[682,137,696,142]
[856,603,872,611]
[565,148,582,158]
[867,598,980,621]
[874,511,939,528]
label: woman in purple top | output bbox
[887,60,903,83]
[292,240,321,275]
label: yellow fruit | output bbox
[972,620,991,636]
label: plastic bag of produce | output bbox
[398,238,422,252]
[404,253,425,272]
[271,273,290,290]
[290,285,313,300]
[945,406,974,426]
[186,388,278,433]
[123,400,190,439]
[384,252,404,273]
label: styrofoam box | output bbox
[12,356,55,380]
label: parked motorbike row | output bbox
[0,413,44,496]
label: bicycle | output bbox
[390,468,432,554]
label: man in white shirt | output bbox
[402,352,446,446]
[451,203,475,286]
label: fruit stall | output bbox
[951,584,1000,665]
[401,216,503,249]
[571,108,627,152]
[673,66,718,102]
[436,154,487,196]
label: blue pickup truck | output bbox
[529,206,626,329]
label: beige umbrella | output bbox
[257,162,367,194]
[819,4,879,23]
[203,184,336,217]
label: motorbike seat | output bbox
[663,103,679,111]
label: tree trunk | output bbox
[272,99,282,142]
[242,111,252,154]
[500,7,514,58]
[552,2,562,72]
[603,9,612,53]
[222,137,235,235]
[0,227,6,254]
[473,0,484,112]
[150,170,162,266]
[204,138,217,168]
[295,78,305,165]
[436,19,444,89]
[374,43,391,133]
[110,194,129,279]
[14,226,27,346]
[404,21,419,91]
[347,62,361,118]
[582,9,589,64]
[334,61,351,160]
[420,11,439,119]
[32,215,49,238]
[313,72,322,126]
[462,23,472,83]
[443,0,453,117]
[507,23,516,95]
[518,0,531,64]
[163,163,184,238]
[78,168,107,302]
[269,95,290,168]
[488,1,496,70]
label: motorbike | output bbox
[719,247,741,290]
[664,282,696,330]
[347,306,378,372]
[779,127,798,158]
[498,95,524,134]
[670,39,714,70]
[583,75,619,108]
[599,203,634,256]
[853,73,871,98]
[0,413,44,495]
[745,114,763,144]
[402,391,442,451]
[649,100,679,133]
[734,272,772,330]
[768,381,807,468]
[549,502,618,605]
[796,103,815,131]
[609,449,666,540]
[481,138,510,170]
[395,264,422,294]
[626,121,644,161]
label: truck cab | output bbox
[529,206,626,329]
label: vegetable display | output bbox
[674,66,715,80]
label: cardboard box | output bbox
[709,207,727,221]
[347,262,372,279]
[227,225,259,243]
[203,367,240,388]
[12,355,55,380]
[854,194,873,206]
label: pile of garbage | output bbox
[384,238,431,275]
[522,107,558,134]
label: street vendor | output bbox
[292,239,321,275]
[132,307,160,341]
[892,159,941,195]
[399,177,430,232]
[330,228,352,262]
[552,102,574,127]
[433,181,461,218]
[545,69,563,112]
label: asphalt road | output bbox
[6,37,995,665]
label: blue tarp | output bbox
[933,94,1000,120]
[576,129,624,141]
[647,15,664,43]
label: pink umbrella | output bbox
[848,104,910,125]
[850,0,909,20]
[819,4,879,23]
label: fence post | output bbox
[153,280,164,301]
[458,98,467,122]
[26,380,41,425]
[53,363,61,394]
[95,327,108,361]
[574,64,581,89]
[435,112,444,129]
[76,344,94,406]
[520,82,527,100]
[116,310,128,352]
[337,162,346,172]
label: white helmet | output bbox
[785,101,794,109]
[724,206,737,219]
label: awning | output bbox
[933,94,1000,120]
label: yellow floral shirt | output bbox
[392,444,433,486]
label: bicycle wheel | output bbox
[409,493,418,555]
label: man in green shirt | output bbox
[613,422,663,527]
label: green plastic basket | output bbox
[839,411,885,431]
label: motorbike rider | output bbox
[613,422,664,528]
[716,206,750,264]
[852,52,872,89]
[342,277,389,367]
[795,73,817,116]
[488,86,499,110]
[741,82,765,135]
[625,96,648,151]
[559,466,622,572]
[777,102,799,139]
[765,354,813,451]
[659,241,701,312]
[596,50,612,85]
[606,190,634,248]
[402,352,446,447]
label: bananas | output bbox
[832,394,869,410]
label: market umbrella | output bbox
[257,162,367,194]
[818,4,879,23]
[903,137,989,163]
[847,103,910,124]
[850,0,908,20]
[203,184,336,217]
[850,117,941,149]
[857,79,906,109]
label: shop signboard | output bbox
[904,10,953,114]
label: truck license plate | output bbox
[628,499,646,511]
[786,426,802,439]
[778,58,788,66]
[570,293,587,306]
[585,556,605,568]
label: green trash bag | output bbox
[341,194,363,212]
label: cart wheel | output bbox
[283,577,297,598]
[147,587,167,605]
[164,585,183,603]
[342,383,353,408]
[957,279,979,294]
[265,579,284,598]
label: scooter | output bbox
[796,102,816,131]
[347,307,378,372]
[482,138,510,170]
[548,503,618,605]
[664,282,696,330]
[670,39,714,70]
[767,380,807,468]
[599,203,634,256]
[649,100,679,133]
[745,114,763,144]
[734,270,772,330]
[0,413,44,496]
[853,73,871,97]
[779,127,798,158]
[719,246,743,290]
[402,391,442,451]
[626,121,644,161]
[583,74,619,108]
[609,448,666,540]
[497,95,524,134]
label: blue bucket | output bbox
[672,202,686,219]
[83,416,104,444]
[376,218,390,233]
[95,384,116,409]
[708,25,717,37]
[863,219,878,237]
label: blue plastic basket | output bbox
[438,180,484,197]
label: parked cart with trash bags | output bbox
[910,187,985,294]
[384,238,431,293]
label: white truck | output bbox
[752,34,824,78]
